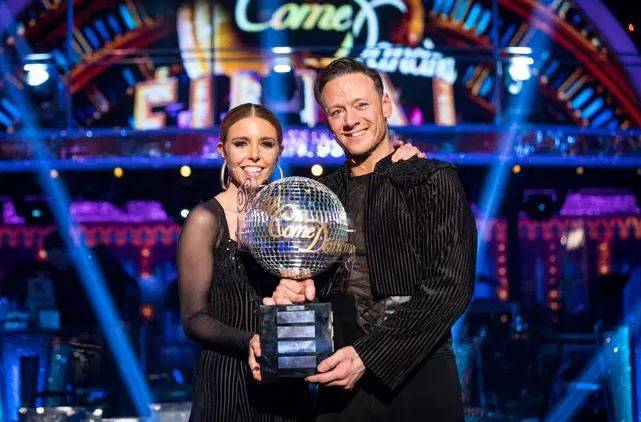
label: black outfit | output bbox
[317,156,476,420]
[345,174,385,332]
[181,199,313,422]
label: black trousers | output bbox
[315,352,464,422]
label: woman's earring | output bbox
[220,161,230,190]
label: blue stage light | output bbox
[23,63,50,87]
[508,56,534,81]
[0,40,152,420]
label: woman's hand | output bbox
[262,278,316,305]
[248,334,262,381]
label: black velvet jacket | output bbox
[319,155,477,391]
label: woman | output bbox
[178,103,422,421]
[178,103,314,421]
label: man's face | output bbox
[321,72,391,159]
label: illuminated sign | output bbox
[234,0,407,54]
[359,39,457,83]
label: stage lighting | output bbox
[273,64,292,73]
[508,56,534,82]
[311,164,323,177]
[565,227,585,251]
[14,195,52,225]
[272,46,292,54]
[24,63,50,87]
[273,57,292,73]
[507,80,523,95]
[22,55,65,128]
[114,167,124,178]
[180,208,190,219]
[141,304,155,321]
[505,46,532,55]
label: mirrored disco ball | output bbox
[244,176,349,279]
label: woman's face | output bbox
[218,116,281,188]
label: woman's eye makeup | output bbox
[229,138,277,149]
[261,139,276,147]
[232,139,247,147]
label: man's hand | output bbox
[305,346,365,390]
[248,334,262,381]
[262,278,315,305]
[391,140,426,162]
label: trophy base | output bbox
[260,303,334,379]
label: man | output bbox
[268,58,476,420]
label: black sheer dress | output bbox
[178,199,313,421]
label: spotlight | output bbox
[507,80,523,95]
[273,64,292,73]
[508,56,534,81]
[505,46,532,55]
[272,56,292,73]
[629,23,635,32]
[311,164,324,177]
[14,195,52,225]
[50,169,59,179]
[512,164,522,174]
[180,208,190,219]
[141,304,155,321]
[565,227,585,251]
[23,55,65,128]
[113,167,124,178]
[576,167,584,175]
[180,165,192,178]
[272,46,292,54]
[24,63,50,87]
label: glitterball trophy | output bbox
[237,176,353,379]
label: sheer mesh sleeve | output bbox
[177,202,254,354]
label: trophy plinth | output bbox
[259,303,333,379]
